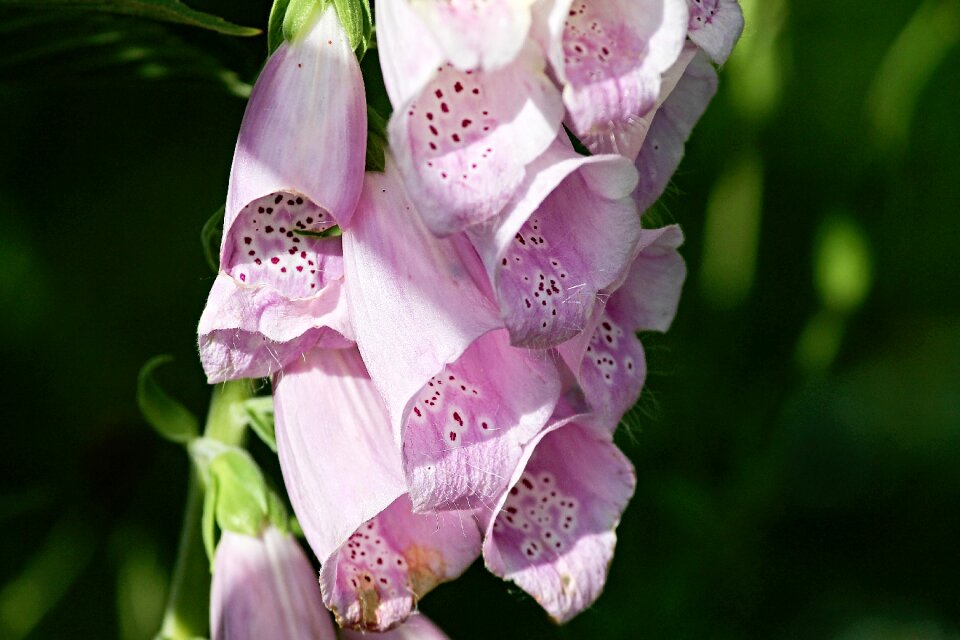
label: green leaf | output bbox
[209,448,269,537]
[200,205,224,274]
[331,0,361,50]
[266,489,289,533]
[267,0,290,55]
[137,356,199,444]
[243,397,277,453]
[282,0,325,43]
[0,0,261,36]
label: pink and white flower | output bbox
[198,5,366,383]
[685,0,745,64]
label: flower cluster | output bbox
[198,0,742,632]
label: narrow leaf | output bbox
[267,0,290,55]
[243,397,277,453]
[137,355,199,444]
[0,0,261,36]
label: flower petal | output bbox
[375,0,446,107]
[341,163,502,437]
[211,527,336,640]
[408,0,535,71]
[559,226,686,433]
[198,217,352,383]
[586,43,698,159]
[403,330,561,512]
[224,4,365,237]
[541,0,688,145]
[274,348,406,565]
[340,613,450,640]
[686,0,744,64]
[389,46,564,235]
[321,496,481,631]
[469,139,642,348]
[483,421,635,623]
[633,49,718,212]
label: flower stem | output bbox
[156,380,253,640]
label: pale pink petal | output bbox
[587,43,698,159]
[274,348,406,565]
[634,50,717,213]
[389,45,564,235]
[403,330,561,512]
[341,163,502,437]
[686,0,744,64]
[198,196,353,383]
[540,0,688,147]
[340,613,450,640]
[483,421,635,623]
[321,496,481,631]
[224,5,365,235]
[468,139,642,348]
[559,226,686,434]
[211,527,336,640]
[375,0,446,108]
[409,0,535,71]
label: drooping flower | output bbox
[533,0,689,154]
[376,0,564,235]
[559,225,686,433]
[340,612,451,639]
[198,4,366,383]
[632,50,718,213]
[342,163,564,513]
[467,136,643,348]
[273,347,482,631]
[481,413,636,622]
[210,526,337,640]
[685,0,744,64]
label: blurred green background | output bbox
[1,0,958,638]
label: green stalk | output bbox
[156,381,253,640]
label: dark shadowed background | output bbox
[1,0,958,638]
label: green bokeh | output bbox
[0,0,958,637]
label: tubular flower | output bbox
[533,0,689,154]
[376,0,564,235]
[198,4,366,383]
[467,136,643,348]
[274,347,482,631]
[210,526,337,640]
[481,412,635,623]
[560,225,687,433]
[342,163,563,513]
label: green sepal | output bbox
[267,0,290,55]
[0,0,262,36]
[243,396,277,453]
[266,489,290,534]
[200,205,224,274]
[282,0,327,44]
[137,356,200,444]
[366,105,388,172]
[289,515,304,538]
[293,226,343,238]
[209,448,269,537]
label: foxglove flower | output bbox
[377,0,564,235]
[685,0,744,64]
[482,413,635,622]
[274,347,482,631]
[210,526,336,640]
[198,4,366,382]
[560,225,686,433]
[467,136,643,348]
[340,612,450,639]
[633,50,718,212]
[533,0,689,154]
[342,163,564,513]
